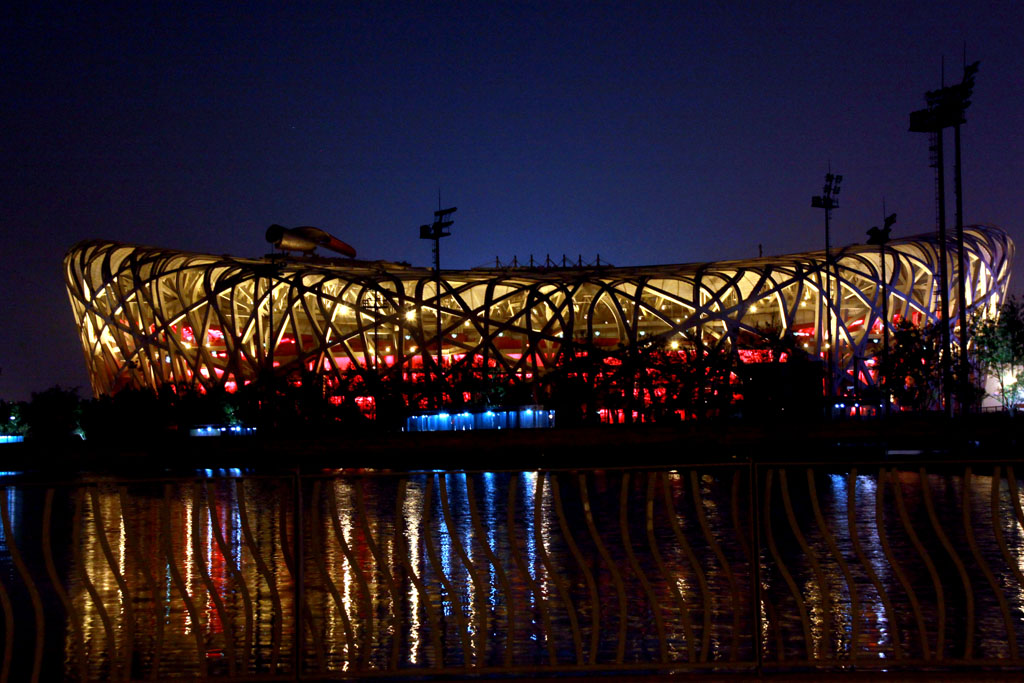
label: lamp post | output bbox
[867,212,897,415]
[420,205,455,407]
[812,170,842,410]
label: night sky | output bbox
[3,1,1022,401]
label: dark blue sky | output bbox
[3,1,1022,400]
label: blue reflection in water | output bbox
[0,486,18,581]
[520,471,540,646]
[854,473,892,655]
[436,474,454,618]
[483,472,497,607]
[522,471,537,581]
[826,472,853,657]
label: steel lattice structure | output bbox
[65,225,1013,398]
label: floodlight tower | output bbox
[867,211,897,415]
[420,204,456,403]
[953,62,979,413]
[812,169,842,406]
[909,59,979,415]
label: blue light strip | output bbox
[405,406,556,432]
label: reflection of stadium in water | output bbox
[65,225,1012,398]
[30,467,1024,678]
[66,480,297,679]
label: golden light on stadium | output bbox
[64,226,1012,398]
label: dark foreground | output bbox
[3,412,1021,475]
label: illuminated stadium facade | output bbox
[65,226,1012,403]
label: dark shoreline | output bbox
[2,413,1020,478]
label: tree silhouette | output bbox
[24,385,83,443]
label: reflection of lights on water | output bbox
[323,485,341,662]
[330,479,357,671]
[483,472,498,608]
[54,467,1024,674]
[520,470,541,639]
[403,481,423,665]
[993,471,1024,658]
[65,481,297,678]
[206,492,216,631]
[229,485,242,565]
[450,473,478,662]
[203,484,237,639]
[78,490,136,672]
[116,496,126,580]
[855,473,891,656]
[438,476,454,618]
[666,471,697,645]
[183,494,195,635]
[826,474,853,657]
[759,596,770,650]
[804,575,826,659]
[80,493,107,672]
[522,472,537,584]
[0,488,13,557]
[0,487,19,579]
[540,473,553,564]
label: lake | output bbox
[2,459,1024,679]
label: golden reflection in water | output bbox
[68,480,294,679]
[51,467,1024,677]
[540,472,554,567]
[403,479,424,665]
[327,478,357,671]
[803,571,825,659]
[118,509,125,581]
[323,480,340,666]
[78,489,125,677]
[1011,473,1024,629]
[183,493,195,636]
[759,593,770,652]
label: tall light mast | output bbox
[812,169,842,407]
[909,60,979,415]
[420,204,456,406]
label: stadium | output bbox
[65,226,1013,407]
